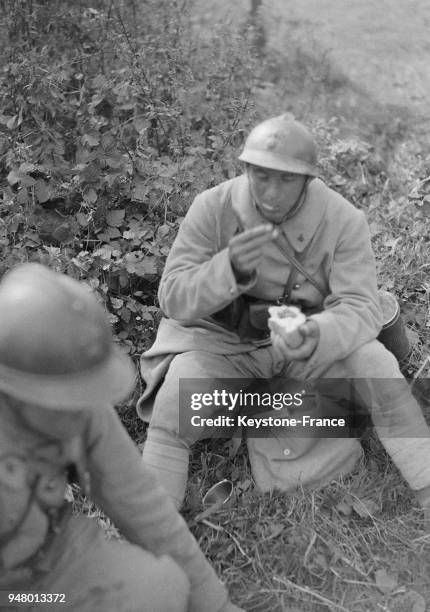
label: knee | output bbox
[111,543,190,612]
[165,351,216,380]
[342,340,402,377]
[142,554,190,612]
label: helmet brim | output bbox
[238,150,318,177]
[0,344,136,409]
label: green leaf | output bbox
[110,297,124,309]
[83,188,97,204]
[106,209,125,227]
[92,74,108,89]
[82,133,100,147]
[106,226,122,239]
[20,163,36,174]
[7,170,21,186]
[35,180,51,203]
[405,327,420,346]
[7,169,35,187]
[124,254,157,276]
[76,212,90,227]
[132,178,148,202]
[6,115,18,130]
[17,189,30,205]
[374,568,397,593]
[0,114,13,126]
[157,224,171,239]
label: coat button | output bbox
[293,283,301,290]
[283,448,290,456]
[229,287,235,295]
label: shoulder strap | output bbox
[230,182,327,299]
[275,230,328,299]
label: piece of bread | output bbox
[268,305,306,348]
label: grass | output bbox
[179,433,430,611]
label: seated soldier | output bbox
[0,263,242,612]
[138,114,430,511]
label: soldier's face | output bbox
[247,165,307,223]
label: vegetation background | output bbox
[1,0,429,610]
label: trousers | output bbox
[142,340,430,507]
[0,513,189,612]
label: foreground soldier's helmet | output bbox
[0,263,135,409]
[238,114,318,176]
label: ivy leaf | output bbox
[83,188,97,204]
[106,226,122,239]
[132,178,148,202]
[7,170,21,186]
[106,209,125,227]
[405,327,420,346]
[374,568,398,593]
[110,297,124,309]
[0,114,13,126]
[7,169,35,187]
[20,162,36,174]
[17,189,30,204]
[22,232,41,247]
[157,224,171,239]
[82,133,100,148]
[158,162,178,178]
[76,212,90,227]
[6,115,18,130]
[35,180,51,203]
[124,253,157,276]
[92,74,108,89]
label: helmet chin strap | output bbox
[248,173,310,224]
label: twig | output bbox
[273,576,352,612]
[303,530,317,566]
[200,519,251,561]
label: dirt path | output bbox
[196,0,430,121]
[266,0,430,118]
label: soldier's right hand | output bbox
[229,224,278,277]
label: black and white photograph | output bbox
[1,1,430,610]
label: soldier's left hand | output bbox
[271,319,320,362]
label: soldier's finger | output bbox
[231,234,275,257]
[233,224,277,245]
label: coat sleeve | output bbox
[158,189,255,321]
[305,208,382,375]
[85,405,234,612]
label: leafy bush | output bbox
[0,0,257,353]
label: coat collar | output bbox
[230,174,328,252]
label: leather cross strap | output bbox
[231,203,328,301]
[274,229,328,300]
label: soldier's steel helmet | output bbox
[238,115,318,176]
[0,263,135,409]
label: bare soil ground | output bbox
[197,0,430,121]
[267,0,430,118]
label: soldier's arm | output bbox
[305,209,382,375]
[85,404,239,612]
[158,188,256,321]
